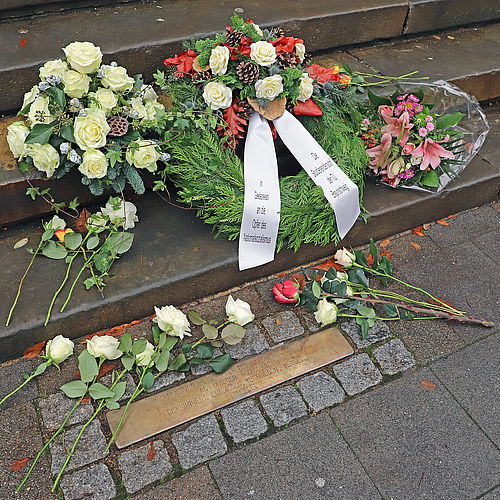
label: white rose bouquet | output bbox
[8,41,171,197]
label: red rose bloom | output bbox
[273,280,300,304]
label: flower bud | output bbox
[225,296,255,326]
[45,335,74,364]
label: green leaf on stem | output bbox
[89,382,115,400]
[187,310,206,325]
[356,305,376,319]
[151,326,160,344]
[400,310,414,321]
[369,238,378,266]
[106,400,120,410]
[86,235,100,250]
[325,268,337,280]
[33,361,49,376]
[197,344,213,359]
[367,88,392,107]
[63,232,82,251]
[383,303,399,317]
[107,232,134,254]
[78,350,99,383]
[110,381,126,402]
[121,355,135,371]
[45,87,66,109]
[118,332,132,353]
[155,349,170,372]
[131,338,147,355]
[356,317,369,339]
[202,323,218,340]
[353,249,368,267]
[163,337,178,352]
[178,362,191,372]
[420,169,440,188]
[25,123,55,145]
[189,357,204,364]
[221,323,245,345]
[312,281,322,298]
[209,354,233,373]
[169,353,186,371]
[182,343,193,354]
[41,240,67,259]
[435,112,465,130]
[348,268,369,287]
[142,372,155,390]
[60,380,88,398]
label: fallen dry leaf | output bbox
[410,242,422,250]
[426,297,461,313]
[290,273,306,290]
[81,397,92,403]
[277,272,286,277]
[75,208,90,233]
[14,238,29,249]
[447,214,457,219]
[421,380,436,390]
[380,238,390,248]
[447,35,455,40]
[81,320,142,343]
[436,219,450,226]
[19,37,27,47]
[412,226,426,237]
[147,441,156,461]
[423,223,431,230]
[23,340,46,359]
[313,258,344,272]
[366,253,374,267]
[11,457,30,471]
[276,317,282,325]
[193,247,199,252]
[432,35,441,40]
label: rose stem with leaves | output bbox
[44,232,93,325]
[104,349,159,453]
[51,367,127,491]
[5,240,44,327]
[190,320,230,349]
[0,360,48,407]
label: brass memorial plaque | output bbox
[107,327,353,448]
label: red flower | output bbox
[238,36,254,57]
[222,43,240,60]
[273,280,300,304]
[271,36,304,54]
[164,49,197,77]
[293,98,323,117]
[306,64,340,84]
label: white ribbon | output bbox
[239,110,360,271]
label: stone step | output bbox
[1,0,500,114]
[0,101,498,362]
[1,22,499,226]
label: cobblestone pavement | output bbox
[1,202,499,499]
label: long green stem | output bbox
[6,241,43,326]
[0,373,36,407]
[17,397,84,492]
[339,314,437,321]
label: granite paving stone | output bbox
[118,440,172,494]
[60,463,116,500]
[431,332,500,447]
[49,419,108,475]
[340,319,391,348]
[260,385,307,427]
[172,414,227,470]
[0,402,54,500]
[330,368,500,499]
[134,466,221,500]
[221,400,268,443]
[333,354,382,395]
[0,359,37,409]
[261,311,305,343]
[224,324,270,360]
[101,372,136,402]
[38,392,94,429]
[146,370,185,392]
[480,487,500,500]
[255,279,292,313]
[210,412,381,499]
[191,348,222,376]
[297,372,345,411]
[373,339,415,375]
[297,309,321,333]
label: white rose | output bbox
[101,199,138,230]
[89,88,118,112]
[336,271,349,282]
[334,285,354,305]
[100,65,135,92]
[86,335,122,360]
[79,149,108,179]
[129,97,147,119]
[39,59,67,80]
[298,73,314,102]
[295,43,306,62]
[63,41,102,74]
[314,298,338,326]
[140,84,158,101]
[142,101,165,124]
[86,212,107,233]
[125,140,161,172]
[22,85,40,109]
[28,96,52,125]
[334,248,356,268]
[250,41,276,67]
[7,121,29,158]
[26,143,60,178]
[45,335,74,364]
[225,295,255,326]
[202,81,232,110]
[255,74,283,101]
[153,305,191,340]
[74,109,110,150]
[209,45,230,75]
[61,70,91,98]
[135,341,155,367]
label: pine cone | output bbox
[236,61,260,85]
[225,27,243,46]
[107,116,129,137]
[286,100,295,114]
[237,99,253,120]
[277,52,299,69]
[302,52,313,67]
[274,27,286,37]
[192,70,211,82]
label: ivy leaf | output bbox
[383,303,399,317]
[221,323,245,345]
[46,86,66,109]
[420,169,440,188]
[25,123,55,145]
[60,380,88,398]
[197,344,213,359]
[209,354,233,373]
[78,350,99,383]
[60,125,75,143]
[89,382,115,400]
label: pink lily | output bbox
[412,138,453,170]
[366,132,392,173]
[402,143,415,155]
[381,110,413,147]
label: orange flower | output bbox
[55,228,73,242]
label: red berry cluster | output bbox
[361,127,378,148]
